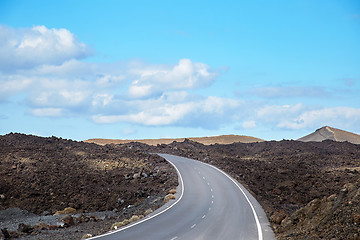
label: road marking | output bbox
[88,154,185,239]
[170,237,178,240]
[210,188,213,192]
[204,162,263,240]
[191,224,196,229]
[212,195,214,198]
[202,215,206,219]
[207,182,210,185]
[203,176,205,180]
[211,200,213,204]
[209,207,211,211]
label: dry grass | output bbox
[110,214,144,230]
[54,207,77,215]
[164,194,175,202]
[144,208,153,215]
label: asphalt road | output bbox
[91,154,275,240]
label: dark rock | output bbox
[18,223,33,233]
[1,228,11,239]
[60,215,75,227]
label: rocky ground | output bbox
[0,133,178,239]
[150,139,360,240]
[2,133,360,239]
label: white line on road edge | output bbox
[203,162,263,240]
[88,155,185,239]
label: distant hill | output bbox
[298,126,360,144]
[85,134,265,146]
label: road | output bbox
[91,154,275,240]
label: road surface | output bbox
[91,154,275,240]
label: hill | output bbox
[85,134,264,146]
[298,126,360,144]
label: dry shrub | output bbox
[54,207,77,215]
[164,194,175,202]
[145,208,153,215]
[129,215,140,223]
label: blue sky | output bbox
[0,0,359,141]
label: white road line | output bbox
[209,207,211,211]
[170,237,178,240]
[191,224,196,229]
[202,215,206,219]
[212,195,214,198]
[203,162,263,240]
[210,188,213,192]
[207,182,210,185]
[88,155,185,239]
[203,176,205,180]
[211,200,213,204]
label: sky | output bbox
[0,0,359,141]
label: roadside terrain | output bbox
[1,126,360,239]
[150,139,360,239]
[85,134,264,146]
[0,133,177,239]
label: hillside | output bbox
[298,126,360,144]
[85,134,264,146]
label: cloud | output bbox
[250,86,332,99]
[257,103,305,123]
[122,128,137,136]
[30,108,64,117]
[128,59,220,98]
[254,103,360,132]
[0,75,32,101]
[277,107,360,130]
[92,95,240,128]
[242,120,256,129]
[0,25,91,72]
[0,25,232,129]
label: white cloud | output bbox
[242,120,256,129]
[277,107,360,130]
[0,75,32,100]
[251,86,332,99]
[257,103,304,121]
[0,25,91,72]
[92,95,240,128]
[128,59,219,98]
[0,25,228,129]
[31,108,64,117]
[122,128,137,136]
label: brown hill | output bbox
[298,126,360,144]
[85,134,264,146]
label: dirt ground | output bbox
[0,133,178,239]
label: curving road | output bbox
[91,154,275,240]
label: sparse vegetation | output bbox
[164,194,176,202]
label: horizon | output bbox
[1,0,359,141]
[2,125,360,142]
